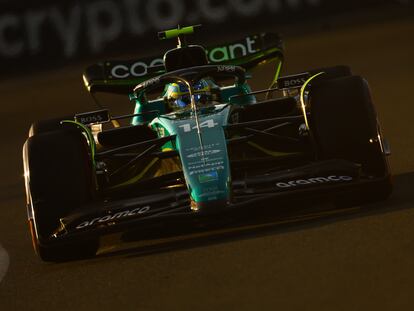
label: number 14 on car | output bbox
[178,119,218,133]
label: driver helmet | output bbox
[164,79,219,110]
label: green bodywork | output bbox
[131,81,255,205]
[83,28,285,209]
[130,83,255,125]
[151,105,232,204]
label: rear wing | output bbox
[83,33,284,94]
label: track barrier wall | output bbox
[0,0,413,76]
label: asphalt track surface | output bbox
[1,18,414,310]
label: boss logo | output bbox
[282,78,307,88]
[278,73,310,89]
[75,109,110,125]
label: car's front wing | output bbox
[39,159,390,246]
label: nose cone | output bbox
[156,105,232,213]
[175,120,231,212]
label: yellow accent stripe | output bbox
[270,60,283,88]
[108,158,159,190]
[247,141,300,157]
[300,72,325,129]
[111,120,121,128]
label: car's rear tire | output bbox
[29,115,73,137]
[310,75,392,204]
[23,129,99,262]
[308,65,352,82]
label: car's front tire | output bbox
[23,129,99,262]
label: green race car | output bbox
[23,25,392,262]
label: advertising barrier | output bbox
[0,0,412,76]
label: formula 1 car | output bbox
[23,25,392,262]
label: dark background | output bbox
[1,0,413,77]
[1,2,414,310]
